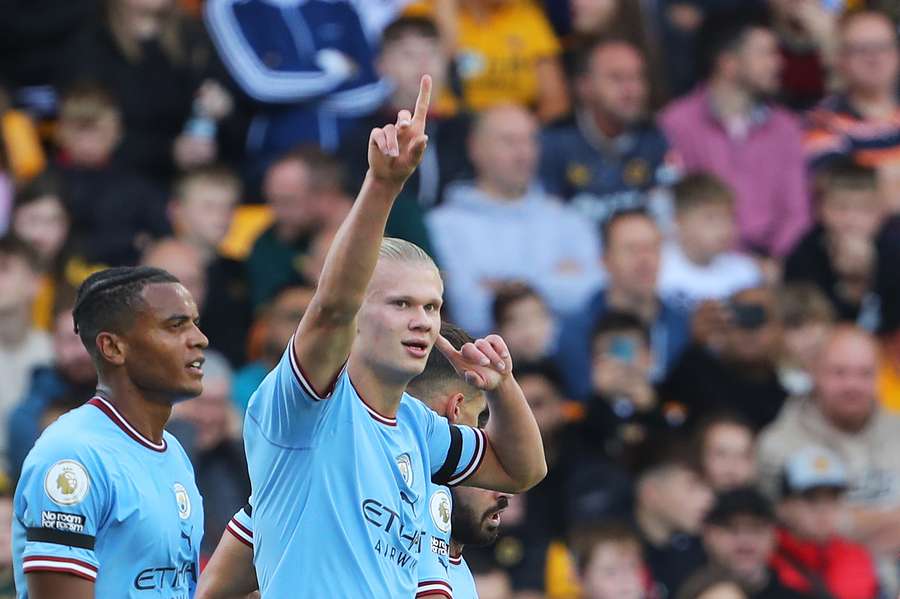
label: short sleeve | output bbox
[16,445,109,582]
[417,486,453,599]
[424,409,488,487]
[225,503,253,548]
[245,337,344,446]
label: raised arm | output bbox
[436,334,547,493]
[293,76,432,395]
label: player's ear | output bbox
[96,331,127,367]
[446,393,465,425]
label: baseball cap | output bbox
[780,446,848,497]
[705,487,774,526]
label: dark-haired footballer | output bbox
[12,266,208,598]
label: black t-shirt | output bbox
[660,344,788,431]
[642,532,708,599]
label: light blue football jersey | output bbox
[449,554,479,599]
[244,340,487,597]
[13,396,203,598]
[416,483,453,598]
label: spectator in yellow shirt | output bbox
[425,0,569,121]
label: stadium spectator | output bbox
[771,446,878,599]
[695,412,757,493]
[702,487,809,599]
[632,437,713,598]
[60,0,236,183]
[804,10,900,204]
[784,161,888,330]
[204,0,387,175]
[427,104,602,336]
[11,175,71,274]
[448,0,569,122]
[245,148,347,309]
[540,37,679,227]
[768,0,837,111]
[461,362,573,595]
[557,209,690,400]
[0,236,52,468]
[338,16,471,213]
[170,165,250,366]
[660,9,810,258]
[563,0,664,105]
[232,285,313,412]
[757,326,900,558]
[492,283,556,363]
[586,311,685,459]
[662,286,789,431]
[9,175,98,332]
[659,173,762,312]
[7,307,96,480]
[140,238,207,311]
[171,351,250,559]
[54,84,170,266]
[776,284,835,397]
[570,522,649,599]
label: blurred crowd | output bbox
[2,0,900,598]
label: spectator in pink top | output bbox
[660,8,810,258]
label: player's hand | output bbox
[435,333,512,391]
[367,75,431,185]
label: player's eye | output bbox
[393,300,408,309]
[424,304,436,312]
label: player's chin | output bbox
[177,379,205,398]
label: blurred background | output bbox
[2,0,900,598]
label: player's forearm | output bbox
[308,171,404,322]
[485,376,547,492]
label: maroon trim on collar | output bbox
[88,397,167,452]
[347,377,398,427]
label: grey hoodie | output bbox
[426,181,603,335]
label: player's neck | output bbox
[449,540,464,559]
[347,360,406,418]
[96,378,173,445]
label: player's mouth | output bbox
[402,340,429,359]
[186,357,205,377]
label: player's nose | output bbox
[408,307,433,330]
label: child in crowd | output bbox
[54,83,169,266]
[659,173,762,311]
[492,282,556,362]
[776,284,835,396]
[587,311,685,457]
[694,412,757,492]
[572,522,649,599]
[784,160,886,329]
[170,165,251,366]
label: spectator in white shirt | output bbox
[659,173,762,312]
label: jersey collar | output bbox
[88,396,168,452]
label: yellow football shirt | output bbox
[455,1,561,111]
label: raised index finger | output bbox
[434,334,461,359]
[411,74,432,130]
